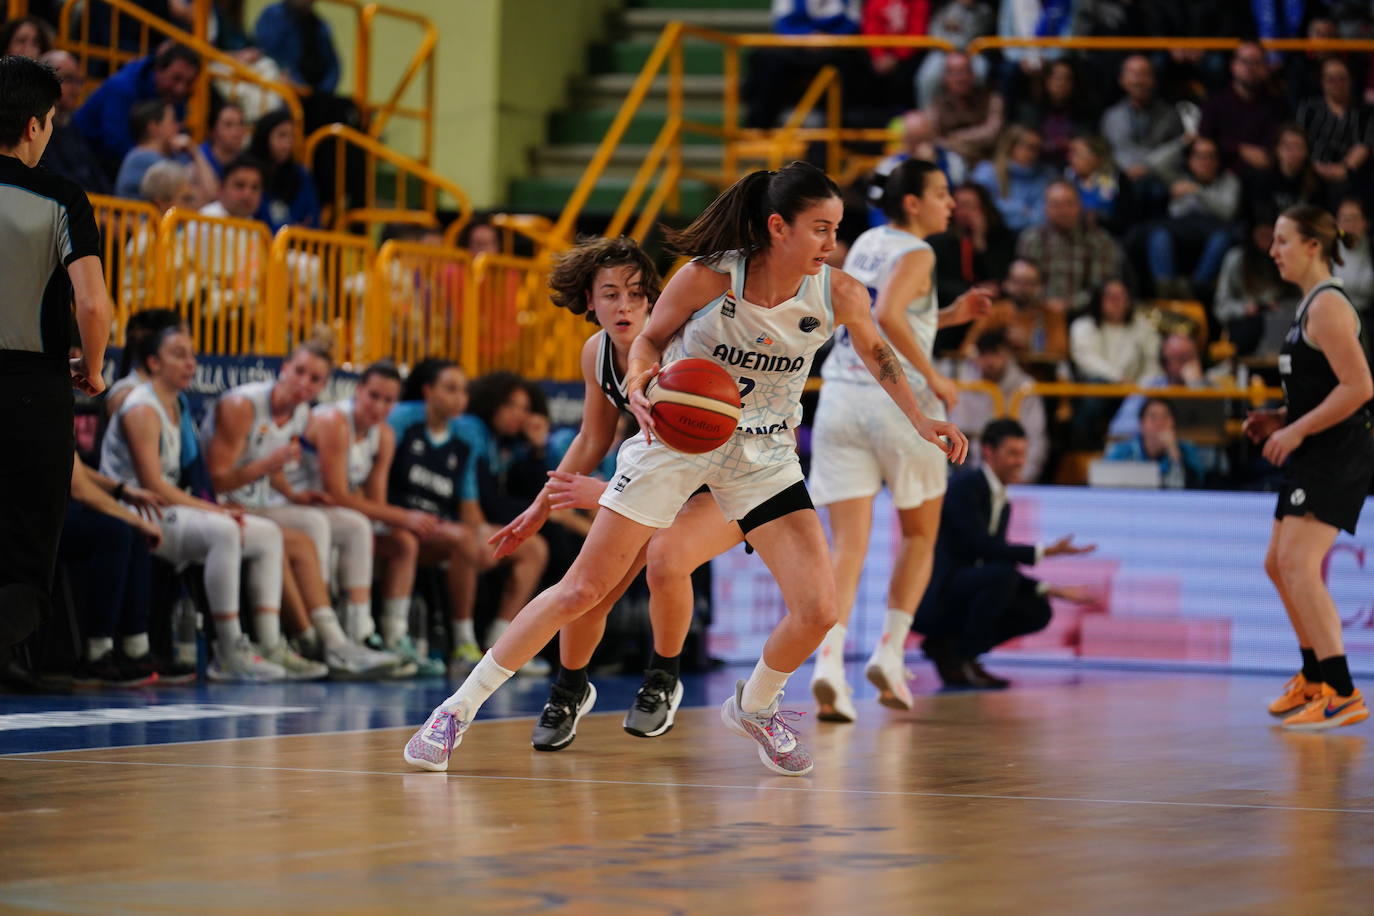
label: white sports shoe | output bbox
[720,679,814,776]
[261,641,330,681]
[864,647,914,711]
[403,706,469,771]
[208,635,287,683]
[811,666,857,723]
[324,639,401,680]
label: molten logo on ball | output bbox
[647,359,742,454]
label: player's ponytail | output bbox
[293,323,336,366]
[1282,203,1344,268]
[664,160,840,263]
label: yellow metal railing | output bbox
[554,31,1374,256]
[1006,380,1284,420]
[303,123,470,238]
[469,254,583,381]
[89,194,162,344]
[157,207,273,356]
[368,240,472,366]
[266,226,375,364]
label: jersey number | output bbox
[738,377,756,400]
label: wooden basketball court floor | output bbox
[1,664,1372,915]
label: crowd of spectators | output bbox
[756,2,1374,487]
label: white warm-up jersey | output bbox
[822,225,943,418]
[287,400,380,493]
[199,380,309,507]
[662,249,834,434]
[101,381,181,487]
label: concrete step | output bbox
[621,6,771,42]
[529,142,724,180]
[508,175,714,216]
[569,72,726,111]
[548,107,723,145]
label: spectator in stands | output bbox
[61,454,173,687]
[1282,17,1356,109]
[930,182,1015,308]
[915,0,993,108]
[916,418,1097,689]
[742,0,863,129]
[1107,333,1212,439]
[1064,135,1119,230]
[74,43,201,171]
[117,162,194,311]
[37,50,111,195]
[1296,57,1371,199]
[1214,220,1301,358]
[200,102,248,180]
[1242,124,1322,225]
[1,15,52,59]
[996,0,1071,88]
[248,109,320,231]
[1070,278,1160,385]
[1146,136,1241,300]
[201,153,263,220]
[971,124,1054,233]
[460,217,501,256]
[869,111,967,227]
[859,0,928,116]
[1334,196,1374,316]
[950,329,1048,482]
[1197,41,1289,173]
[932,50,1004,165]
[114,100,217,203]
[1098,54,1185,225]
[960,257,1066,360]
[1013,60,1096,168]
[1016,180,1123,312]
[1105,397,1207,489]
[254,0,340,94]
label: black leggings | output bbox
[57,503,153,640]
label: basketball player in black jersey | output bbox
[1245,204,1372,731]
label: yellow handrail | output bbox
[1006,381,1284,419]
[358,2,438,165]
[52,0,304,144]
[265,226,375,363]
[369,240,474,366]
[303,123,470,237]
[88,193,163,343]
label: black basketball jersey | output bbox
[1279,280,1370,427]
[595,330,631,414]
[388,421,471,520]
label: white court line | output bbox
[3,755,1372,816]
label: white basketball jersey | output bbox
[822,225,943,418]
[288,400,380,493]
[100,381,181,487]
[200,380,309,507]
[662,250,833,434]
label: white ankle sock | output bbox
[346,602,374,640]
[453,617,477,646]
[121,633,150,659]
[308,607,348,649]
[741,658,792,714]
[211,614,243,649]
[87,636,114,661]
[255,612,281,649]
[485,617,511,648]
[381,597,410,646]
[817,624,847,671]
[439,651,515,719]
[878,609,913,657]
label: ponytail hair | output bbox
[291,323,336,366]
[1281,203,1344,267]
[664,160,841,262]
[880,158,941,223]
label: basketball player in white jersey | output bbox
[808,159,990,721]
[405,161,967,776]
[201,332,398,678]
[288,361,467,676]
[491,236,747,751]
[99,325,310,681]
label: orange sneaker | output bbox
[1267,672,1322,717]
[1281,685,1369,731]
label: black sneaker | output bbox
[530,680,597,752]
[623,669,684,738]
[73,651,158,688]
[132,652,197,686]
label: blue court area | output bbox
[0,661,1100,756]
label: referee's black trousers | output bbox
[0,353,74,651]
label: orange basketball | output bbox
[647,358,742,454]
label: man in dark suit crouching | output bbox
[916,419,1096,688]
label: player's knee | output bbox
[557,575,609,617]
[790,592,838,634]
[1276,545,1314,588]
[645,537,689,585]
[392,529,420,561]
[1263,548,1283,585]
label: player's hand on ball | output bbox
[1262,425,1304,466]
[921,418,968,465]
[546,470,606,511]
[627,363,661,443]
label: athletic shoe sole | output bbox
[811,675,855,723]
[865,662,913,711]
[154,671,198,686]
[532,682,598,752]
[1282,708,1370,731]
[623,679,684,738]
[73,673,159,689]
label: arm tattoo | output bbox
[873,342,901,384]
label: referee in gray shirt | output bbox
[0,55,112,654]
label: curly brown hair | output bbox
[547,236,662,324]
